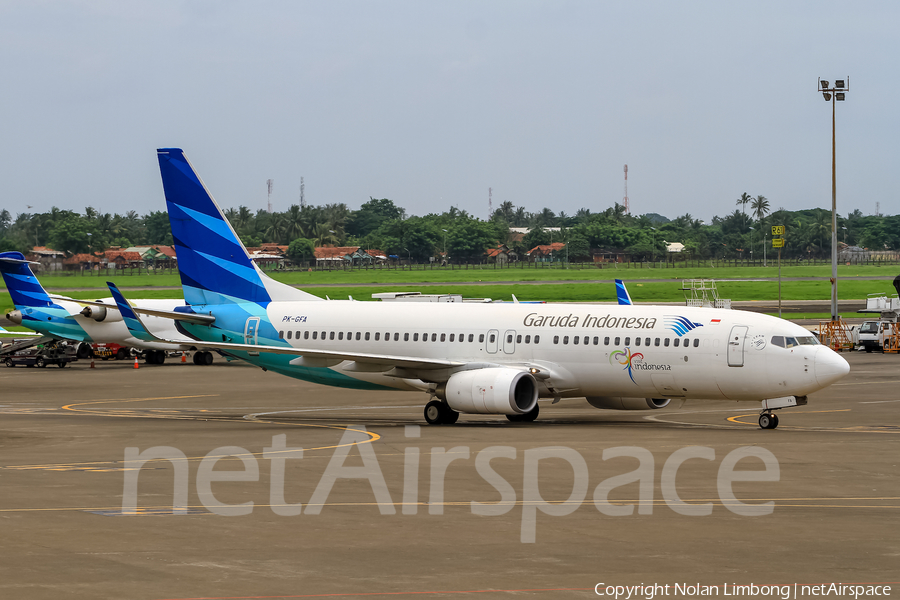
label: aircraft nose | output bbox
[6,310,22,325]
[815,346,850,387]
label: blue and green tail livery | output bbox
[156,149,320,307]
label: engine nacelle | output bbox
[439,368,538,415]
[80,303,122,323]
[586,396,671,411]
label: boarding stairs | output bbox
[818,318,854,352]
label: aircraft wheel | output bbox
[759,413,777,429]
[158,352,166,365]
[507,403,540,423]
[424,400,445,425]
[192,352,200,365]
[424,400,457,425]
[443,407,460,424]
[200,351,213,365]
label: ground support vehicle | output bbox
[857,293,900,353]
[4,342,73,368]
[90,342,132,361]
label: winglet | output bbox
[615,279,633,305]
[107,282,159,343]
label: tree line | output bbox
[0,194,897,264]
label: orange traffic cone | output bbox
[181,352,187,363]
[133,356,139,369]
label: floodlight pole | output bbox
[830,90,837,321]
[818,77,848,322]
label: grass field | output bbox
[10,262,900,289]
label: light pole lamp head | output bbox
[835,92,846,101]
[834,80,845,89]
[820,79,830,90]
[823,92,832,101]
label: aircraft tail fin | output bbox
[0,252,61,309]
[106,282,161,344]
[156,148,322,307]
[615,279,633,306]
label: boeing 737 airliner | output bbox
[112,148,850,429]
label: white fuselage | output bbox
[251,301,849,401]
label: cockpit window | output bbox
[771,336,784,348]
[797,336,819,345]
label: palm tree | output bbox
[265,213,288,244]
[736,192,752,227]
[497,201,515,223]
[751,195,770,224]
[513,207,528,227]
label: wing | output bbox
[106,282,464,370]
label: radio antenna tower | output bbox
[266,179,274,213]
[623,164,630,214]
[300,177,306,209]
[488,187,492,219]
[875,201,880,217]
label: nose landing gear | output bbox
[758,412,779,430]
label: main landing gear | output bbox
[192,351,214,365]
[758,412,780,430]
[506,403,540,423]
[424,400,459,425]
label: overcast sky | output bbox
[1,1,896,223]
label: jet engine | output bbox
[438,368,538,415]
[586,396,671,410]
[80,303,122,323]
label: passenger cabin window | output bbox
[563,336,569,345]
[573,336,579,345]
[479,334,485,343]
[604,337,610,346]
[553,336,559,344]
[654,338,660,346]
[593,337,599,345]
[624,337,630,346]
[693,339,700,347]
[365,332,370,341]
[489,333,495,343]
[432,333,437,342]
[286,331,292,340]
[516,335,522,343]
[449,334,455,342]
[404,333,409,341]
[674,338,680,347]
[664,338,669,347]
[304,331,310,340]
[330,331,335,340]
[469,334,475,342]
[441,333,447,342]
[614,337,620,345]
[278,330,284,339]
[525,335,531,344]
[394,333,399,341]
[355,332,361,341]
[634,337,640,346]
[534,335,540,344]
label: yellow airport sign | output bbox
[772,225,785,235]
[772,239,785,248]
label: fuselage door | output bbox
[503,330,516,354]
[244,317,261,345]
[486,329,499,354]
[727,325,748,367]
